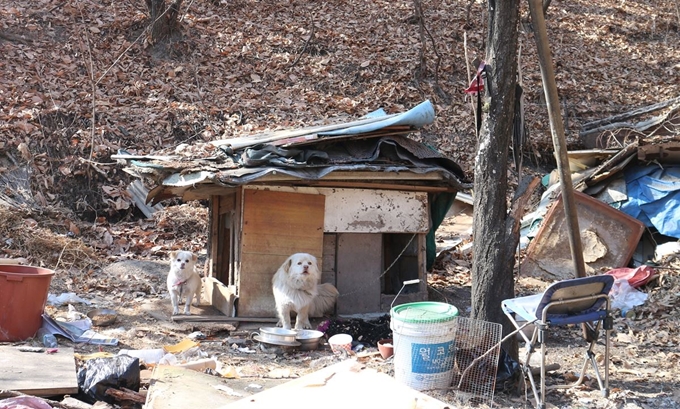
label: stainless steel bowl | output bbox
[295,329,324,351]
[257,327,299,344]
[87,308,118,327]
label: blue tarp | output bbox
[620,165,680,238]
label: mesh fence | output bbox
[450,316,502,407]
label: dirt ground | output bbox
[8,206,675,409]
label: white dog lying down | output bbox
[272,253,339,330]
[167,250,202,315]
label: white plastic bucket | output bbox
[390,302,459,391]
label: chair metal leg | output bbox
[539,325,546,409]
[588,350,607,392]
[518,325,543,409]
[603,323,610,397]
[547,320,610,399]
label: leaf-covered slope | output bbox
[0,0,678,215]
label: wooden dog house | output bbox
[115,101,469,318]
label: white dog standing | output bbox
[272,253,339,330]
[167,250,202,315]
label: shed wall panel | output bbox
[321,234,337,285]
[336,233,382,314]
[246,186,430,233]
[325,190,429,233]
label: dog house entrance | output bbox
[324,232,423,314]
[383,233,420,295]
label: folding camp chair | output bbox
[501,275,614,409]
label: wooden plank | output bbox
[336,233,382,314]
[219,193,236,215]
[303,181,456,193]
[417,233,427,292]
[183,185,237,201]
[638,140,680,162]
[239,189,325,317]
[241,190,325,233]
[209,196,220,278]
[521,191,645,280]
[0,346,78,396]
[171,316,277,323]
[287,129,413,147]
[226,359,452,409]
[233,187,243,289]
[241,233,321,254]
[203,277,236,318]
[191,183,457,202]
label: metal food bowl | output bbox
[87,308,118,327]
[295,329,324,351]
[254,327,300,345]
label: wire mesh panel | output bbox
[450,317,502,407]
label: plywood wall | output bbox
[238,189,325,317]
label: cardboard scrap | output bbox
[225,359,453,409]
[163,338,200,353]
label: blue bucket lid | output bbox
[391,302,459,324]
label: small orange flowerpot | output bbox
[377,338,394,359]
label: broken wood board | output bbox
[145,364,289,409]
[203,277,236,318]
[225,358,453,409]
[171,315,275,324]
[140,299,238,333]
[521,191,645,280]
[0,346,78,396]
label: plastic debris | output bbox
[46,292,91,306]
[76,354,140,404]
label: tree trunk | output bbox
[145,0,183,44]
[471,0,521,358]
[542,0,552,15]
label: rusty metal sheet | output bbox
[521,191,645,281]
[324,189,429,233]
